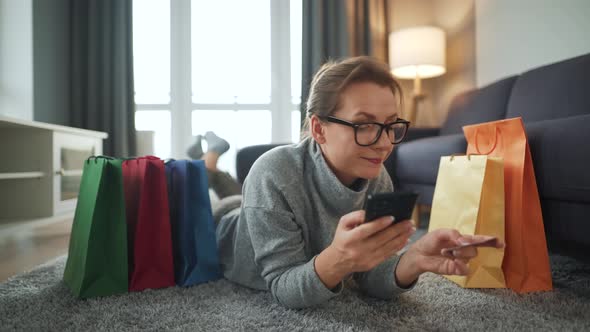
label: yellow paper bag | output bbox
[428,155,506,288]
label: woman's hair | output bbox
[301,56,404,137]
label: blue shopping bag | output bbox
[165,159,222,286]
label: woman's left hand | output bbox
[395,228,505,286]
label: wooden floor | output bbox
[0,215,73,282]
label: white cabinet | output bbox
[0,116,107,221]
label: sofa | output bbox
[236,53,590,256]
[387,53,590,255]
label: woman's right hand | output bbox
[314,210,416,289]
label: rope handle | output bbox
[474,126,500,155]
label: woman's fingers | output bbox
[370,220,414,247]
[457,234,505,249]
[372,224,415,259]
[341,219,414,270]
[432,228,463,247]
[338,210,368,230]
[453,259,470,275]
[352,215,397,239]
[446,246,478,259]
[440,258,470,276]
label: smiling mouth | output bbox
[363,157,382,164]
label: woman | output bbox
[191,56,503,309]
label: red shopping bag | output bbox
[122,156,175,291]
[463,118,552,293]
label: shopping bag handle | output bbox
[121,156,161,166]
[474,127,500,155]
[87,155,114,163]
[449,153,482,161]
[125,155,161,164]
[136,155,160,161]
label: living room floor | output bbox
[0,216,72,282]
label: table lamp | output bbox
[389,26,446,124]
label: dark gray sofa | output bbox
[235,53,590,255]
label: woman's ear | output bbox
[310,115,327,144]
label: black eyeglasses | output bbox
[318,115,410,146]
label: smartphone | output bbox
[364,191,419,223]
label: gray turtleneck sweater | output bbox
[216,138,416,309]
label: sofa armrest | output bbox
[404,127,441,142]
[235,143,287,184]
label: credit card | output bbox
[441,236,499,257]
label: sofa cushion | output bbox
[525,114,590,204]
[394,133,467,186]
[440,76,517,136]
[396,183,436,206]
[506,53,590,122]
[404,127,441,142]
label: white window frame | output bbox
[135,0,298,159]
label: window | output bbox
[133,0,302,175]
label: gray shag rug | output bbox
[1,254,589,331]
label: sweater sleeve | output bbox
[242,207,343,309]
[353,252,418,299]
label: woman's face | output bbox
[312,81,399,186]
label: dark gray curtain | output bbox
[70,0,136,157]
[301,0,349,126]
[347,0,390,63]
[300,0,389,128]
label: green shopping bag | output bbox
[63,156,128,298]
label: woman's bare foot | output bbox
[203,151,221,172]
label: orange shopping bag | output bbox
[463,117,552,293]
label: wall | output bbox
[0,0,71,124]
[476,0,590,86]
[33,0,71,125]
[431,0,476,126]
[0,0,34,120]
[389,0,476,127]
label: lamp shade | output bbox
[389,26,446,79]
